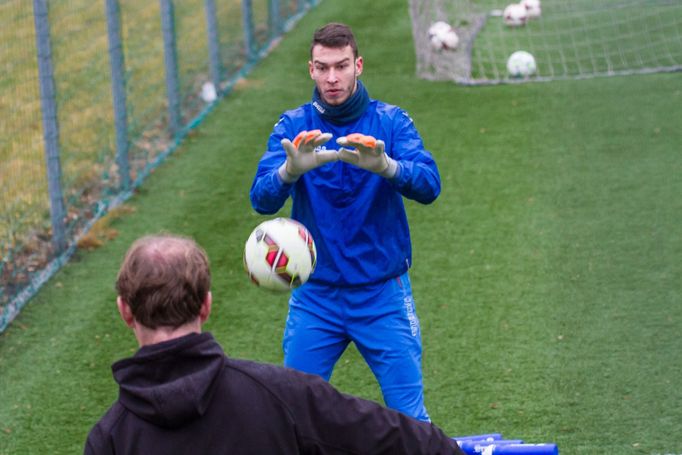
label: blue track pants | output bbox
[283,272,430,422]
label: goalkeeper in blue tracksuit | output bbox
[249,23,440,422]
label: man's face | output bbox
[309,44,363,106]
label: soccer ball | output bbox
[428,21,459,51]
[507,50,537,78]
[503,3,528,27]
[243,218,317,292]
[521,0,541,19]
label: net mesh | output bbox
[409,0,682,84]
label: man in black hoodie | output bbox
[85,234,464,454]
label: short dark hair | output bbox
[116,235,211,329]
[310,23,359,59]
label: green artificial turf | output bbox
[1,0,681,453]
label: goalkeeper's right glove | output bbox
[278,130,337,183]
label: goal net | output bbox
[409,0,682,84]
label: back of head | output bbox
[116,235,211,329]
[311,22,359,58]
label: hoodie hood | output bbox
[112,332,225,428]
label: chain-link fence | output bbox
[0,0,319,333]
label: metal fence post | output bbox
[160,0,181,136]
[269,0,281,40]
[104,0,131,191]
[241,0,256,62]
[32,0,66,253]
[204,0,222,92]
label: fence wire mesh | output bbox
[0,0,318,332]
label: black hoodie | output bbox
[85,332,462,454]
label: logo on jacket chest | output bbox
[313,101,326,114]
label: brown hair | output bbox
[116,234,211,329]
[310,23,359,58]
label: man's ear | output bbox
[117,296,135,328]
[199,291,212,323]
[355,55,363,77]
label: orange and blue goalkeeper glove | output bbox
[336,133,398,178]
[278,130,337,183]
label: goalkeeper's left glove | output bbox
[336,133,398,178]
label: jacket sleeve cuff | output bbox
[379,157,399,179]
[277,163,300,184]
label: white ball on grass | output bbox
[521,0,542,19]
[506,50,537,78]
[439,29,459,50]
[428,21,452,37]
[503,3,528,27]
[428,21,459,51]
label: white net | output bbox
[409,0,682,85]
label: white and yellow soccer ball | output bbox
[428,21,459,51]
[521,0,542,19]
[243,218,316,292]
[503,3,528,27]
[506,50,537,78]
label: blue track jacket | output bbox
[250,98,440,287]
